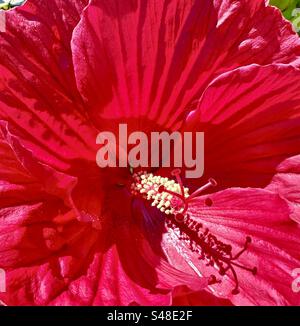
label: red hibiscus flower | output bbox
[0,0,300,306]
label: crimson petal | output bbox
[185,64,300,190]
[181,188,300,305]
[72,0,300,131]
[0,0,96,171]
[267,155,300,223]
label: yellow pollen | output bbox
[131,171,190,215]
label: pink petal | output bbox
[90,242,205,306]
[172,288,233,306]
[0,0,96,170]
[0,121,77,203]
[0,130,49,209]
[0,131,94,305]
[0,134,206,305]
[72,0,300,130]
[185,64,300,189]
[184,188,300,305]
[0,219,101,306]
[0,208,207,305]
[0,131,80,305]
[267,155,300,223]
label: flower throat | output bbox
[131,169,257,295]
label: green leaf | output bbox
[270,0,300,34]
[270,0,293,11]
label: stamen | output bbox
[131,170,189,216]
[171,169,185,199]
[187,178,217,201]
[131,170,257,294]
[205,198,213,207]
[169,214,257,295]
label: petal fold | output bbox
[185,64,300,189]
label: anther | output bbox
[208,274,220,285]
[175,213,185,223]
[205,198,213,207]
[187,178,217,201]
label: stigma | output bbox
[131,169,257,295]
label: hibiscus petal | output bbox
[0,219,101,306]
[0,0,96,170]
[72,0,300,130]
[184,188,300,305]
[0,139,35,193]
[0,138,206,305]
[266,155,300,223]
[0,129,100,306]
[0,211,208,305]
[172,287,233,306]
[0,121,77,202]
[89,244,177,306]
[0,128,49,209]
[0,139,98,305]
[0,130,86,305]
[185,64,300,189]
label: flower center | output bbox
[131,169,257,295]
